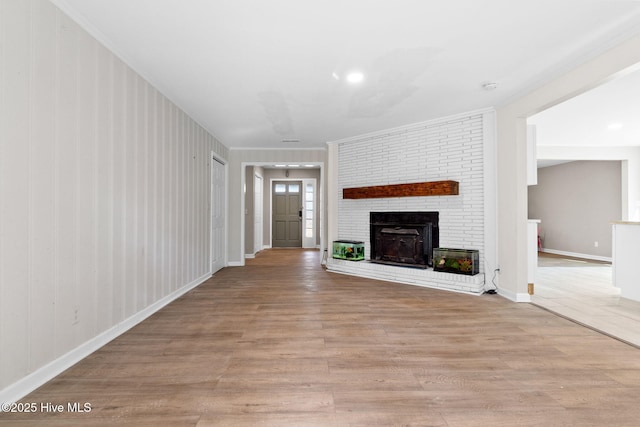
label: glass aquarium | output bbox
[433,248,479,275]
[332,240,365,261]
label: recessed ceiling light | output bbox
[346,72,364,84]
[287,164,300,168]
[304,165,315,167]
[275,164,286,167]
[607,123,623,130]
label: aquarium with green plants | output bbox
[433,248,479,275]
[332,240,365,261]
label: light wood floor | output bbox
[3,249,640,426]
[533,252,640,348]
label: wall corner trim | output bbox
[495,287,532,303]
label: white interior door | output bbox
[211,157,226,273]
[254,174,263,253]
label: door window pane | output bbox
[274,184,286,193]
[288,184,300,193]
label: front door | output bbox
[272,181,302,248]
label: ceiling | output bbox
[53,0,640,150]
[529,66,640,147]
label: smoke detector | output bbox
[482,82,499,91]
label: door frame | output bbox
[254,173,263,253]
[210,153,228,274]
[270,179,304,248]
[269,178,317,249]
[239,162,325,266]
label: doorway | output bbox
[240,163,324,263]
[525,67,640,344]
[272,181,302,247]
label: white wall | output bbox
[0,0,228,400]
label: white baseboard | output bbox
[0,272,212,404]
[541,248,612,263]
[227,261,244,267]
[516,292,532,302]
[497,287,531,303]
[245,254,256,259]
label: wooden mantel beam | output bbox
[343,180,459,199]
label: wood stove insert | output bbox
[370,212,439,268]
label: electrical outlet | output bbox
[594,241,599,248]
[73,306,79,325]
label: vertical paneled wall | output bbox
[0,0,228,391]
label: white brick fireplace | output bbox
[326,109,497,295]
